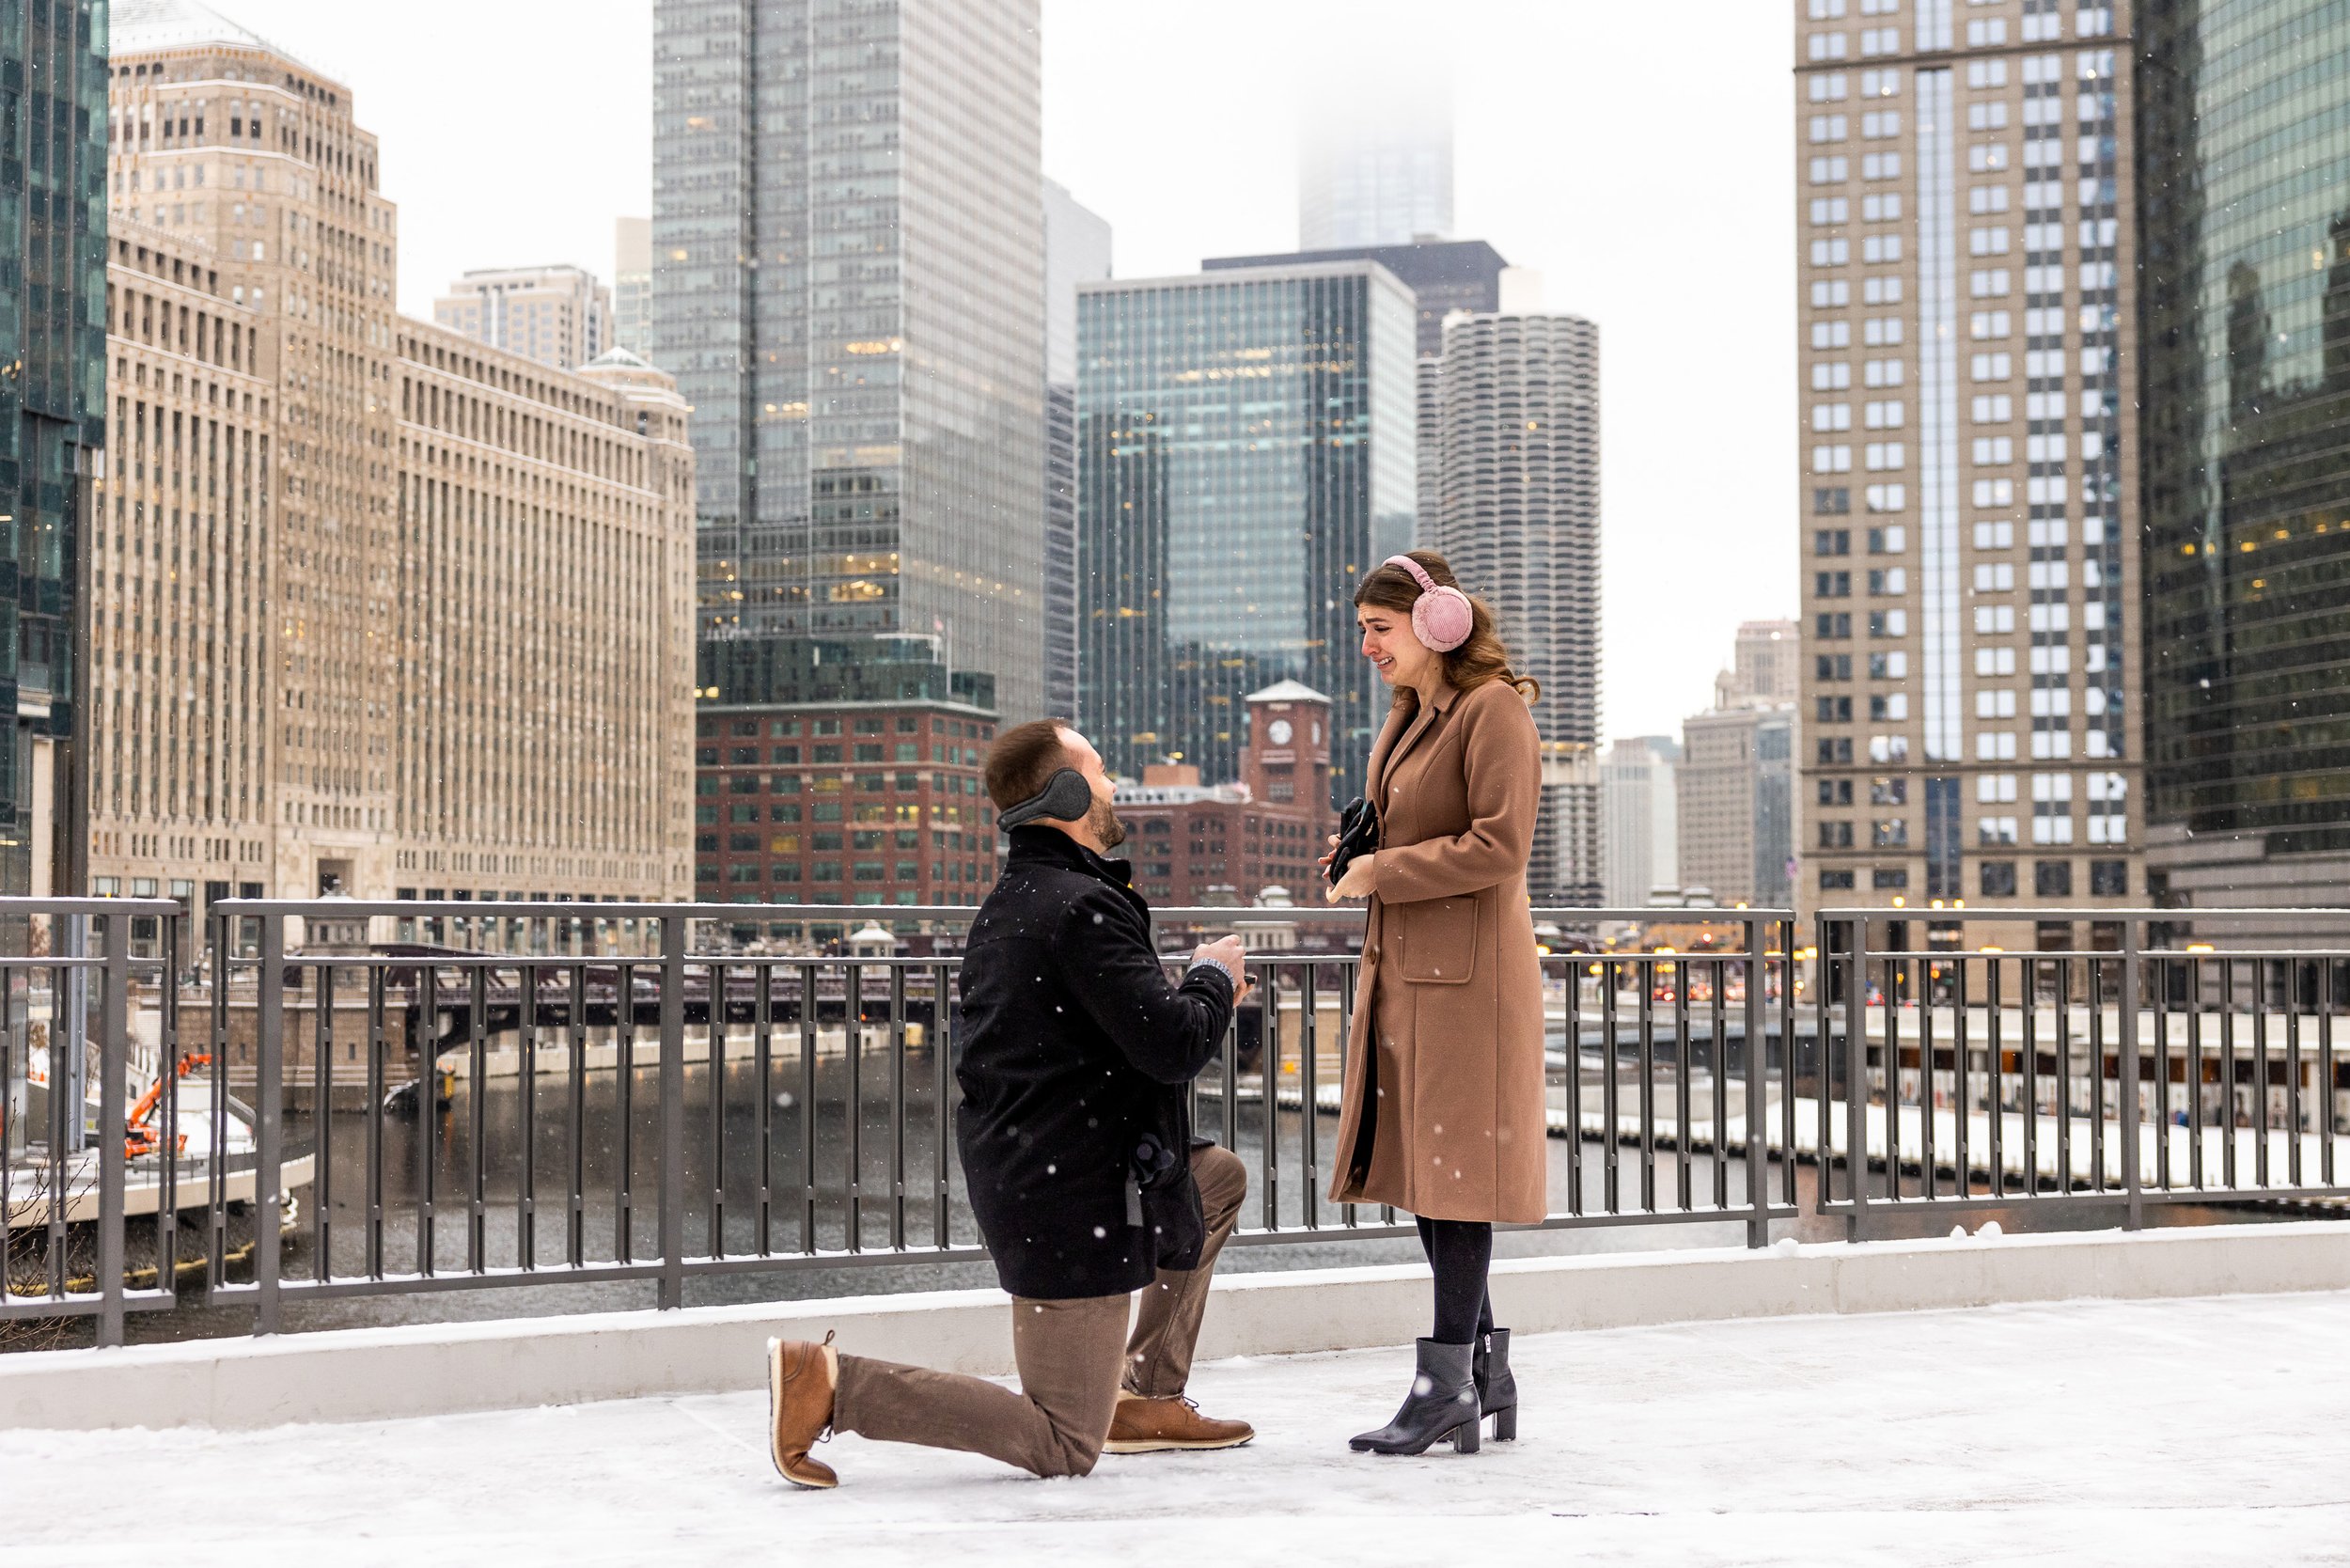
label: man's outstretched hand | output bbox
[1189,934,1256,1003]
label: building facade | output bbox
[1725,618,1801,705]
[1075,260,1418,798]
[3,0,106,899]
[695,635,997,932]
[96,5,697,919]
[656,0,1048,722]
[1680,703,1797,909]
[1602,735,1681,908]
[1111,682,1335,906]
[1421,311,1602,898]
[2138,0,2350,942]
[433,263,614,372]
[1043,180,1111,725]
[1206,239,1509,359]
[1796,0,2141,942]
[1298,78,1453,250]
[613,215,651,359]
[1530,742,1602,907]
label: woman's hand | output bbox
[1316,833,1339,877]
[1325,853,1376,904]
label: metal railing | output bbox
[0,899,183,1346]
[26,895,2350,1344]
[1816,907,2350,1235]
[6,898,1807,1341]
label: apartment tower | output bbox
[1796,0,2139,944]
[1422,310,1603,903]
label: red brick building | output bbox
[1115,682,1336,905]
[696,637,997,945]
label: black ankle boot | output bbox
[1473,1328,1517,1442]
[1349,1338,1480,1455]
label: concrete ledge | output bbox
[8,1219,2350,1430]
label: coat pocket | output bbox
[1398,898,1477,985]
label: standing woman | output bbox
[1324,550,1543,1457]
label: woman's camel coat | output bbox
[1328,676,1547,1224]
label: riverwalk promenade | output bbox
[9,1285,2348,1565]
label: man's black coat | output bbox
[954,825,1235,1300]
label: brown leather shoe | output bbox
[1103,1392,1256,1453]
[768,1334,839,1488]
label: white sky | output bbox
[212,0,1795,740]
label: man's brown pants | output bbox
[829,1143,1247,1478]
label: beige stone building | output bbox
[433,263,614,373]
[92,3,695,928]
[89,222,275,908]
[1795,0,2141,943]
[1679,703,1797,909]
[1723,619,1800,707]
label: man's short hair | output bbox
[984,718,1074,811]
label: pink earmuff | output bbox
[1383,555,1474,652]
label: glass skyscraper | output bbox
[1075,261,1418,795]
[652,0,1046,721]
[4,0,104,896]
[2139,0,2350,932]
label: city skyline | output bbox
[191,0,1795,742]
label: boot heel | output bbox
[1451,1417,1480,1454]
[1491,1405,1516,1442]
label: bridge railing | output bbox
[1815,907,2350,1233]
[129,899,1798,1339]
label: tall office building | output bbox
[1207,240,1508,358]
[1043,180,1111,725]
[655,0,1047,722]
[0,0,104,900]
[1298,70,1453,250]
[613,215,652,359]
[1075,260,1418,795]
[98,4,696,920]
[1796,0,2140,940]
[434,263,613,373]
[1602,736,1681,908]
[2138,0,2350,942]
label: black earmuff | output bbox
[997,768,1095,831]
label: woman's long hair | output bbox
[1353,550,1541,710]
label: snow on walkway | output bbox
[15,1292,2350,1566]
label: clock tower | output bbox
[1242,681,1335,820]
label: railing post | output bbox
[657,909,686,1309]
[96,912,127,1347]
[1846,914,1870,1244]
[1744,917,1767,1248]
[2121,917,2142,1231]
[255,910,284,1335]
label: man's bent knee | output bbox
[1194,1142,1247,1223]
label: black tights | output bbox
[1415,1215,1495,1346]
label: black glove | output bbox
[1326,796,1378,886]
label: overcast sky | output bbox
[214,0,1795,740]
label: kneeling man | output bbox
[769,718,1256,1486]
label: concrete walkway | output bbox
[12,1291,2350,1565]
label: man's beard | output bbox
[1089,796,1128,850]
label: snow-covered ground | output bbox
[15,1291,2350,1566]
